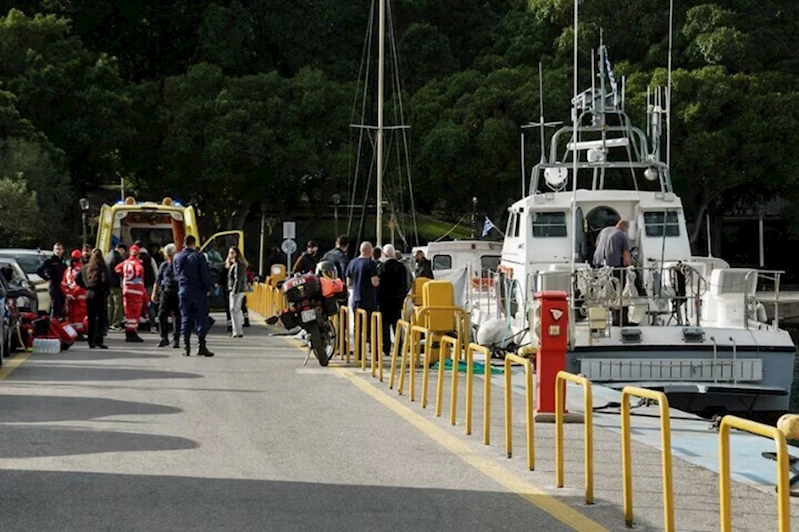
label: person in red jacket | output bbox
[62,249,88,337]
[115,244,146,342]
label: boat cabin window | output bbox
[643,211,680,237]
[531,212,567,238]
[432,254,452,270]
[506,211,523,237]
[480,255,501,276]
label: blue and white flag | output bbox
[482,216,496,237]
[604,47,618,93]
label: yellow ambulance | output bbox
[95,196,244,275]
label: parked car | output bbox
[0,274,16,361]
[0,258,39,314]
[0,249,50,313]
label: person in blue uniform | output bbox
[172,235,214,357]
[37,242,68,319]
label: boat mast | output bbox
[569,0,579,277]
[376,0,385,247]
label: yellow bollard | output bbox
[406,326,428,401]
[356,309,368,370]
[434,335,460,421]
[719,416,790,532]
[338,306,350,364]
[389,320,410,390]
[464,343,492,445]
[621,386,674,531]
[370,311,384,380]
[503,353,535,471]
[555,371,594,505]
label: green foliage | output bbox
[0,0,795,248]
[0,176,41,246]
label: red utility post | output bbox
[535,290,569,416]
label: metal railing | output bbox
[621,386,674,531]
[745,269,783,330]
[504,353,535,471]
[403,325,429,401]
[555,371,594,505]
[468,343,493,445]
[719,416,790,532]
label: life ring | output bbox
[472,277,495,290]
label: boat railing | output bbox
[744,269,784,330]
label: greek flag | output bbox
[482,216,496,237]
[604,47,618,93]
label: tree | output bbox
[0,177,41,246]
[0,9,133,192]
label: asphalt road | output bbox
[0,317,588,532]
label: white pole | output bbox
[759,214,765,267]
[120,176,125,201]
[666,0,674,168]
[521,132,525,196]
[376,0,385,247]
[259,212,265,278]
[706,215,712,257]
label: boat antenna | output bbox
[666,0,674,168]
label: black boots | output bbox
[158,337,170,348]
[183,337,213,357]
[197,341,214,357]
[125,330,144,343]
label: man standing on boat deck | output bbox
[593,219,632,325]
[593,220,631,268]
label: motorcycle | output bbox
[266,273,346,366]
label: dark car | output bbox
[0,274,16,361]
[0,258,38,315]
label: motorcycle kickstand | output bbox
[303,348,312,366]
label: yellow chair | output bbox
[411,280,461,366]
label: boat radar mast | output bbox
[528,43,672,196]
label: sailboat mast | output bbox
[376,0,386,247]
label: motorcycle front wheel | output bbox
[307,322,329,367]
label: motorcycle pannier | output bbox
[282,273,322,303]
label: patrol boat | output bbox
[478,44,795,417]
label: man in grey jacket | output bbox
[104,243,127,329]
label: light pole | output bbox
[332,193,341,238]
[79,198,90,246]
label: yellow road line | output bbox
[267,316,606,530]
[334,368,608,532]
[0,351,32,382]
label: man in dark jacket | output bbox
[292,240,319,274]
[377,244,409,356]
[37,242,68,319]
[153,243,181,349]
[322,235,350,281]
[413,250,434,279]
[104,243,127,329]
[173,235,214,357]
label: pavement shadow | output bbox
[0,427,198,459]
[0,471,594,532]
[8,365,203,382]
[0,395,182,423]
[55,350,171,361]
